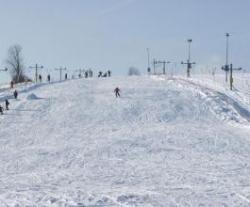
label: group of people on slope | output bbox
[0,90,18,115]
[98,70,111,78]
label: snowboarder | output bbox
[14,90,18,99]
[5,99,10,110]
[114,87,120,98]
[0,105,3,115]
[47,74,51,83]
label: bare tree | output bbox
[6,44,28,83]
[128,66,140,76]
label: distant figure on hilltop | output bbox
[47,74,51,83]
[39,75,42,83]
[98,71,102,77]
[14,90,18,99]
[85,71,88,78]
[5,99,10,110]
[114,87,120,98]
[107,70,111,77]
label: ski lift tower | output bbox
[181,39,195,78]
[29,64,44,83]
[221,33,230,82]
[221,33,242,90]
[153,60,171,75]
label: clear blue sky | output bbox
[0,0,249,82]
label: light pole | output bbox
[29,64,44,83]
[181,39,195,77]
[188,39,192,61]
[147,48,151,74]
[222,33,230,82]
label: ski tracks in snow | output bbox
[0,77,250,206]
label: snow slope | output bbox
[1,76,250,206]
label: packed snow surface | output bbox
[1,76,250,206]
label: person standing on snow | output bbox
[0,105,3,115]
[47,74,51,83]
[14,90,18,99]
[98,71,103,77]
[107,70,111,77]
[10,81,14,89]
[114,87,121,98]
[5,99,10,110]
[39,75,42,83]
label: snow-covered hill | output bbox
[1,76,250,206]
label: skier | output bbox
[5,99,10,110]
[0,105,3,115]
[65,73,68,80]
[47,74,51,83]
[14,90,18,99]
[114,87,120,98]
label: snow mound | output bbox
[27,93,41,100]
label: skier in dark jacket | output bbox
[0,105,3,115]
[5,99,10,110]
[14,90,18,99]
[114,87,120,98]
